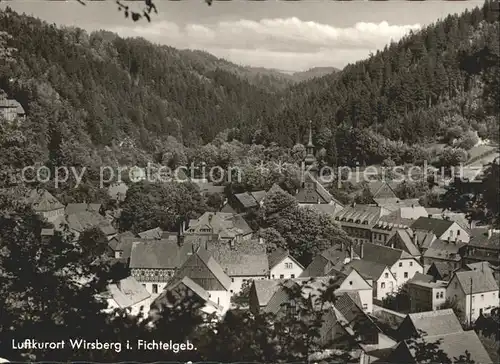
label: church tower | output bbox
[304,120,317,176]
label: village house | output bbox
[129,238,200,297]
[385,229,421,259]
[206,238,269,294]
[385,309,493,364]
[446,269,499,324]
[460,228,500,266]
[103,276,151,317]
[221,183,286,214]
[301,245,349,277]
[53,208,117,242]
[150,276,226,318]
[397,308,463,340]
[171,247,232,311]
[0,96,25,122]
[422,238,463,273]
[335,204,391,244]
[426,261,457,282]
[24,188,65,223]
[350,242,423,290]
[260,268,373,314]
[334,259,398,301]
[411,216,471,244]
[184,211,253,241]
[268,248,304,279]
[108,231,136,259]
[406,273,447,312]
[459,261,500,283]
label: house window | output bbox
[142,284,146,288]
[349,281,353,285]
[440,292,444,299]
[272,275,275,279]
[231,278,235,283]
[454,282,458,289]
[410,262,413,267]
[472,296,475,301]
[384,273,389,278]
[436,292,440,299]
[399,262,403,267]
[152,284,158,294]
[291,274,295,278]
[288,301,297,316]
[363,303,368,310]
[285,262,293,269]
[381,282,386,289]
[280,274,284,279]
[404,272,408,278]
[481,294,484,300]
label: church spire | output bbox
[307,120,314,148]
[304,120,317,173]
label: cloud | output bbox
[110,18,420,71]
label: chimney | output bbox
[428,214,432,218]
[360,242,364,259]
[488,229,492,239]
[178,234,185,246]
[447,236,451,243]
[208,213,213,223]
[352,202,356,208]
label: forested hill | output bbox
[0,2,498,168]
[0,8,285,150]
[260,1,499,149]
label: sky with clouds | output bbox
[2,0,483,72]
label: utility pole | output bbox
[469,277,473,327]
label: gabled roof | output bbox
[129,239,196,269]
[307,203,344,217]
[138,227,163,240]
[173,248,232,291]
[63,211,116,236]
[106,276,150,309]
[66,203,101,215]
[207,239,269,276]
[108,231,135,251]
[469,228,500,248]
[24,189,64,212]
[296,174,339,205]
[407,272,435,285]
[334,292,380,334]
[252,279,285,307]
[411,217,455,238]
[405,309,463,337]
[353,242,413,267]
[423,239,463,262]
[340,259,389,281]
[187,212,252,237]
[267,248,304,270]
[301,246,348,277]
[335,205,388,228]
[234,192,259,209]
[374,198,421,213]
[452,269,499,294]
[152,276,223,313]
[427,261,456,281]
[396,331,493,364]
[250,190,267,203]
[367,181,398,199]
[393,229,421,256]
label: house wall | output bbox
[342,225,372,245]
[466,291,499,322]
[432,287,447,310]
[131,268,174,296]
[207,290,231,313]
[390,259,424,289]
[375,267,397,301]
[337,270,373,313]
[441,223,470,243]
[42,208,65,223]
[446,275,468,322]
[270,256,304,279]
